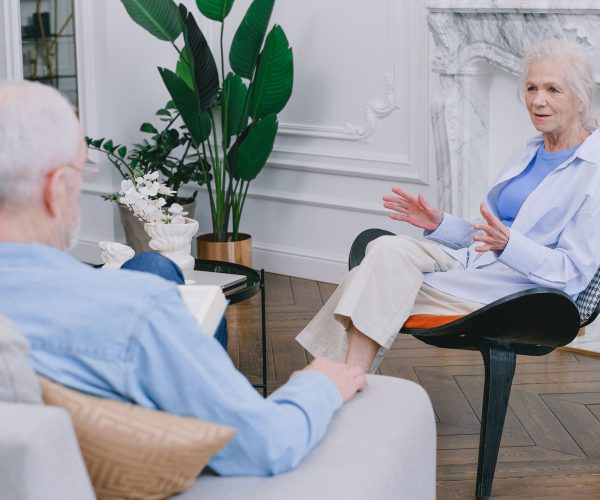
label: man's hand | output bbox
[472,202,510,253]
[383,187,443,232]
[298,357,367,403]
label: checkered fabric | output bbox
[576,266,600,325]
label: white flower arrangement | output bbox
[118,171,189,224]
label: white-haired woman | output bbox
[297,39,600,372]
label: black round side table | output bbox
[194,259,268,396]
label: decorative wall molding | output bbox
[273,0,430,184]
[1,0,22,79]
[267,145,426,183]
[81,181,389,216]
[269,0,429,184]
[427,1,600,219]
[279,73,403,142]
[74,0,101,156]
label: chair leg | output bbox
[476,342,516,500]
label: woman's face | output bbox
[525,58,583,139]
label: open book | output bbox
[177,285,227,336]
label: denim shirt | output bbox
[424,129,600,304]
[0,244,342,476]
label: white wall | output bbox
[2,0,434,284]
[78,0,435,283]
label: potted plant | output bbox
[86,102,209,252]
[120,0,293,266]
[118,171,200,270]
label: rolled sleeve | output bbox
[424,212,475,249]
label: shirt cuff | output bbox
[424,212,473,249]
[496,228,539,277]
[270,370,343,419]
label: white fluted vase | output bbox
[143,217,199,271]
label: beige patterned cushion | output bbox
[38,377,235,500]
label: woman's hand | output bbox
[383,187,443,232]
[472,202,510,253]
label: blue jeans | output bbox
[121,252,228,349]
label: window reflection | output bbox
[20,0,78,108]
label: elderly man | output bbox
[0,80,367,476]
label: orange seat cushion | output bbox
[404,314,465,329]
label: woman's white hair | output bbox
[0,80,81,209]
[519,39,597,128]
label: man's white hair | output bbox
[0,80,81,209]
[519,39,597,128]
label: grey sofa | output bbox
[0,316,436,500]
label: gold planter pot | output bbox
[196,233,252,268]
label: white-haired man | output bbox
[0,80,367,476]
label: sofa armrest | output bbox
[0,402,95,500]
[176,374,436,500]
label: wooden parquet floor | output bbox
[226,272,600,499]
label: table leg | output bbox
[260,268,267,397]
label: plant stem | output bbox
[209,110,228,241]
[164,111,180,131]
[88,146,132,179]
[201,142,216,231]
[220,22,225,88]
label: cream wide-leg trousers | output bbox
[296,235,485,372]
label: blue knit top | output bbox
[497,144,577,226]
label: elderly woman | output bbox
[296,39,600,372]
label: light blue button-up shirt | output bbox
[0,244,342,476]
[423,130,600,304]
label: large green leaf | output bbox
[121,0,182,41]
[176,47,194,89]
[196,0,235,22]
[179,4,220,112]
[229,0,275,79]
[222,72,249,145]
[248,25,293,120]
[231,114,278,181]
[159,67,211,147]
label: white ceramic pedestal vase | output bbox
[143,217,199,271]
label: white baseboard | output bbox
[69,236,346,284]
[253,241,346,284]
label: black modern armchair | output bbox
[349,229,600,500]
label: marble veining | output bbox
[427,0,600,13]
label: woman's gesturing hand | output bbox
[472,202,510,253]
[383,187,443,232]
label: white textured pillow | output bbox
[0,315,41,404]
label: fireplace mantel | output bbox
[425,1,600,218]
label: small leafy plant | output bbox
[86,102,210,205]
